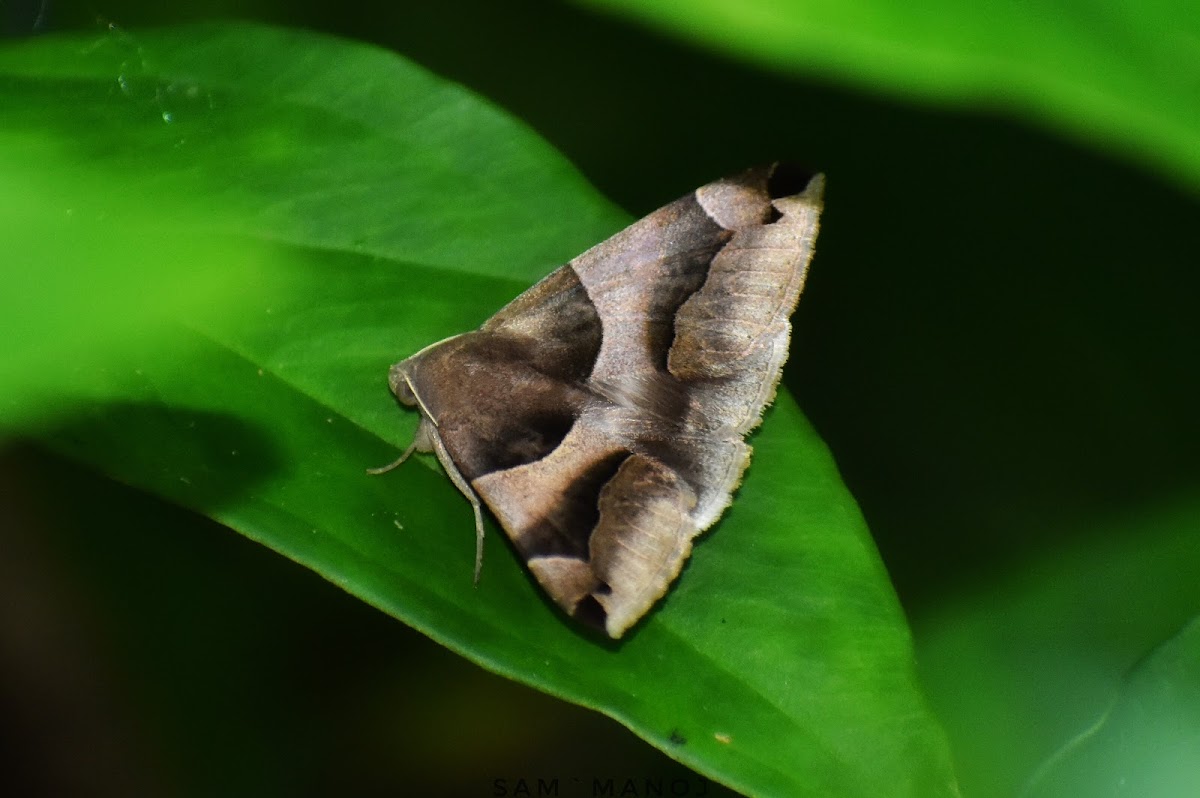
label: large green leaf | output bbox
[0,135,280,428]
[0,23,956,796]
[575,0,1200,192]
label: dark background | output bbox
[4,1,1198,795]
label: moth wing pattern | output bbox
[386,164,823,638]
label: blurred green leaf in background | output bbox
[1,1,1197,796]
[577,0,1200,194]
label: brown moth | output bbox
[375,164,824,638]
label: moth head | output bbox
[387,361,419,406]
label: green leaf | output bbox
[0,20,618,430]
[0,130,282,428]
[574,0,1200,191]
[1024,618,1200,798]
[0,23,955,796]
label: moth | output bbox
[375,164,824,638]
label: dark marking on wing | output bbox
[588,371,695,425]
[483,265,603,383]
[399,265,606,481]
[645,202,732,372]
[512,449,631,560]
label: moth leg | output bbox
[368,420,487,582]
[365,438,420,475]
[367,418,438,475]
[423,427,488,586]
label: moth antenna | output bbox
[471,504,485,586]
[404,332,464,362]
[421,420,488,586]
[370,411,488,583]
[404,372,439,427]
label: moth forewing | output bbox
[379,164,823,637]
